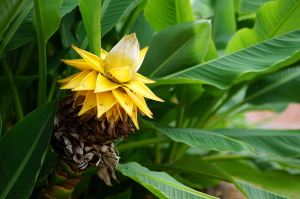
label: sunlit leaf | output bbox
[238,181,288,199]
[227,0,300,53]
[34,0,63,45]
[190,0,214,19]
[240,0,274,12]
[118,162,217,199]
[79,0,101,56]
[140,20,211,77]
[59,0,80,17]
[144,0,194,31]
[143,155,248,197]
[167,29,300,89]
[212,0,236,49]
[101,0,142,36]
[159,127,255,154]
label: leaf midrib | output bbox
[162,128,253,147]
[165,30,300,88]
[124,167,217,199]
[0,0,23,38]
[267,0,300,39]
[0,109,54,198]
[149,32,199,77]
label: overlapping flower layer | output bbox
[57,33,163,129]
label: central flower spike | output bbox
[57,33,164,129]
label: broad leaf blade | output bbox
[214,128,300,157]
[213,159,300,197]
[79,0,101,56]
[240,0,273,12]
[0,0,26,38]
[167,29,300,89]
[238,182,288,199]
[101,0,141,36]
[59,0,80,17]
[0,100,58,199]
[5,8,35,51]
[143,155,248,197]
[212,0,236,49]
[246,66,300,104]
[34,0,63,45]
[227,0,300,53]
[118,162,217,199]
[144,0,194,31]
[140,20,211,77]
[159,127,255,154]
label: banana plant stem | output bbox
[34,0,47,107]
[193,89,228,129]
[17,40,36,75]
[0,2,34,57]
[204,69,300,129]
[1,58,23,121]
[117,137,171,153]
[166,105,185,163]
[155,130,162,164]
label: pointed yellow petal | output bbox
[57,72,81,83]
[71,45,104,74]
[136,46,149,72]
[125,80,164,102]
[131,104,139,129]
[105,106,114,120]
[60,70,90,89]
[101,48,108,59]
[78,91,97,115]
[113,105,120,121]
[112,88,133,118]
[72,70,98,91]
[95,73,120,92]
[124,87,153,118]
[73,91,88,107]
[61,59,94,71]
[135,73,156,84]
[107,65,131,83]
[96,91,117,118]
[116,103,126,122]
[106,105,120,121]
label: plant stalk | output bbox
[1,58,23,121]
[117,137,171,153]
[204,69,300,129]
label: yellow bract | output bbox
[57,33,163,129]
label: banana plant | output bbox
[1,0,300,198]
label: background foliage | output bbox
[0,0,300,198]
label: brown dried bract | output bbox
[51,92,134,185]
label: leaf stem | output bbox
[47,71,58,102]
[0,2,34,57]
[17,40,36,75]
[205,69,300,129]
[155,130,162,164]
[193,89,227,128]
[203,154,250,162]
[117,137,171,153]
[1,58,23,121]
[167,105,185,162]
[34,0,47,107]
